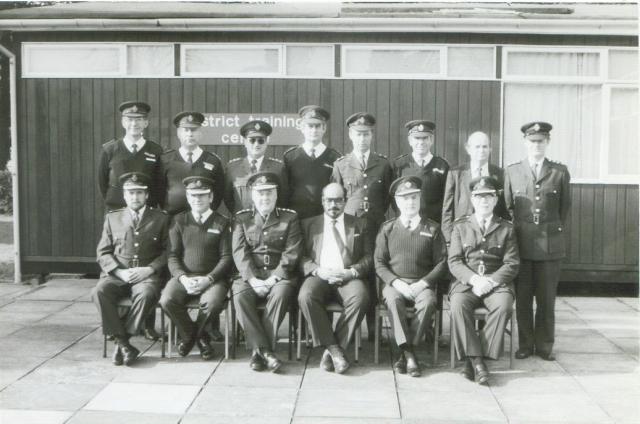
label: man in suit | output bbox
[159,176,233,360]
[283,105,341,219]
[375,176,448,377]
[232,172,302,372]
[92,172,170,366]
[393,120,449,223]
[224,120,288,214]
[298,183,372,374]
[504,121,571,361]
[331,112,393,340]
[442,131,509,245]
[448,176,520,385]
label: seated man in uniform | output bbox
[448,176,520,385]
[375,176,448,377]
[93,172,170,366]
[159,176,233,360]
[232,172,302,372]
[298,183,372,374]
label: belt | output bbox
[360,200,370,212]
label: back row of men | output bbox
[94,101,571,384]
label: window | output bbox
[505,49,601,80]
[608,49,638,82]
[22,43,174,78]
[285,45,334,77]
[603,86,639,181]
[447,46,494,79]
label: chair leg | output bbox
[509,315,514,369]
[433,308,439,366]
[355,325,360,363]
[288,310,293,361]
[167,318,173,359]
[224,306,230,359]
[374,309,380,364]
[296,308,303,361]
[160,310,166,358]
[231,304,237,359]
[450,313,455,369]
[103,333,107,359]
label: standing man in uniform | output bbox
[442,131,508,245]
[160,111,225,215]
[232,172,302,372]
[284,105,341,220]
[375,176,448,377]
[448,177,519,385]
[159,176,233,360]
[224,120,288,214]
[97,100,164,341]
[331,112,392,339]
[92,172,170,366]
[504,122,571,361]
[393,120,449,223]
[298,183,372,374]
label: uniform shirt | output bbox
[331,151,393,230]
[97,138,164,210]
[168,210,232,286]
[232,207,302,281]
[319,213,346,269]
[179,146,204,163]
[469,162,490,178]
[448,215,520,295]
[399,214,421,231]
[191,208,213,223]
[284,144,341,219]
[130,205,147,223]
[411,152,433,168]
[302,142,327,158]
[123,137,147,153]
[393,153,449,223]
[224,156,287,214]
[504,158,571,260]
[159,149,225,215]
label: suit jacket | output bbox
[448,215,520,296]
[96,207,170,283]
[232,207,302,282]
[224,156,288,214]
[299,213,373,278]
[441,162,509,244]
[504,158,571,260]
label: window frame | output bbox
[282,44,336,79]
[607,47,639,84]
[180,43,284,78]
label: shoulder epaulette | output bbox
[277,207,297,215]
[374,152,387,159]
[149,207,168,215]
[102,139,118,149]
[205,150,223,162]
[436,156,450,166]
[236,208,252,215]
[284,146,298,155]
[497,216,514,226]
[267,157,283,163]
[382,217,397,226]
[549,159,565,166]
[161,148,175,156]
[335,155,348,162]
[106,207,125,214]
[214,211,231,221]
[506,160,522,167]
[228,157,243,164]
[393,153,409,161]
[454,215,471,223]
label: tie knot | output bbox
[131,143,138,153]
[251,159,257,165]
[331,219,338,226]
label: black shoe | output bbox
[474,361,489,385]
[250,352,266,372]
[515,348,534,359]
[144,328,167,342]
[320,349,334,372]
[405,352,421,378]
[197,338,215,361]
[327,345,350,375]
[460,358,474,381]
[112,345,123,366]
[121,344,140,366]
[537,351,556,361]
[262,350,283,373]
[177,337,196,357]
[393,353,407,374]
[106,334,115,341]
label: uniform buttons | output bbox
[535,208,540,213]
[134,243,139,247]
[263,266,267,270]
[480,250,485,254]
[535,196,540,200]
[363,174,367,177]
[135,231,139,235]
[364,197,369,201]
[535,184,540,189]
[263,231,268,235]
[482,238,486,242]
[134,255,138,259]
[364,185,368,189]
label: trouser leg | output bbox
[195,283,228,338]
[534,260,560,355]
[516,260,535,350]
[382,285,410,347]
[261,280,295,350]
[298,276,335,347]
[334,278,370,349]
[125,281,160,336]
[480,290,514,359]
[92,276,131,337]
[410,287,437,347]
[450,290,482,360]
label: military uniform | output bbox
[231,174,302,352]
[504,122,571,357]
[224,156,287,213]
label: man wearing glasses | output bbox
[225,120,288,214]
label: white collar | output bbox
[528,157,545,168]
[179,146,203,163]
[412,152,433,167]
[129,205,146,219]
[399,214,421,229]
[475,213,493,228]
[355,150,370,163]
[303,142,326,158]
[123,136,146,153]
[192,208,213,223]
[247,155,265,170]
[324,213,345,227]
[469,162,490,176]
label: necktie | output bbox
[187,152,193,164]
[480,218,487,234]
[250,159,258,174]
[331,219,350,265]
[131,143,138,154]
[195,214,202,224]
[476,167,482,178]
[310,148,316,159]
[533,163,539,180]
[404,219,412,230]
[132,211,140,227]
[360,154,366,170]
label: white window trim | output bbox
[181,43,285,78]
[124,43,175,78]
[607,47,639,84]
[282,44,336,79]
[445,45,497,81]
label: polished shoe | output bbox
[121,344,140,366]
[197,338,215,361]
[320,349,334,372]
[393,353,407,374]
[249,352,266,371]
[405,352,421,378]
[460,358,474,381]
[177,337,196,357]
[262,350,283,373]
[327,345,350,374]
[515,348,534,359]
[144,328,167,342]
[106,334,115,341]
[112,345,123,366]
[474,361,490,385]
[537,351,556,361]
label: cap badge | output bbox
[310,111,317,118]
[404,182,412,188]
[131,105,138,113]
[187,115,194,122]
[257,176,267,184]
[357,117,365,124]
[131,174,138,182]
[196,180,202,187]
[532,123,540,132]
[418,124,424,131]
[254,123,261,130]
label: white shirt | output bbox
[399,214,421,231]
[129,205,147,223]
[355,150,370,167]
[179,146,204,163]
[302,142,327,158]
[192,208,213,223]
[469,162,490,178]
[319,214,346,269]
[412,152,433,168]
[123,137,147,153]
[247,155,265,171]
[475,214,493,232]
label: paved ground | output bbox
[0,278,638,424]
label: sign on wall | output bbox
[200,113,302,145]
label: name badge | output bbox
[203,162,214,170]
[322,163,334,169]
[207,228,220,234]
[145,157,156,162]
[420,231,432,237]
[433,168,444,174]
[144,152,156,158]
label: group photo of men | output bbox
[93,99,571,386]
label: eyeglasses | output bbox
[247,138,266,145]
[323,197,345,204]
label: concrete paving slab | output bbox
[554,335,624,354]
[183,415,291,424]
[495,392,612,423]
[503,356,566,372]
[0,300,72,314]
[294,418,401,424]
[0,368,36,390]
[189,385,297,417]
[395,368,492,393]
[573,372,640,396]
[0,310,57,324]
[0,284,36,298]
[489,372,583,394]
[84,382,200,414]
[20,287,90,302]
[301,361,395,392]
[398,389,505,422]
[113,356,219,386]
[555,353,640,374]
[0,381,105,410]
[609,337,639,358]
[24,357,120,385]
[210,359,304,388]
[42,279,97,288]
[296,388,399,419]
[66,410,180,424]
[593,394,640,424]
[617,297,639,311]
[0,409,74,424]
[0,322,24,337]
[564,297,635,312]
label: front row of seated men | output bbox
[93,169,518,385]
